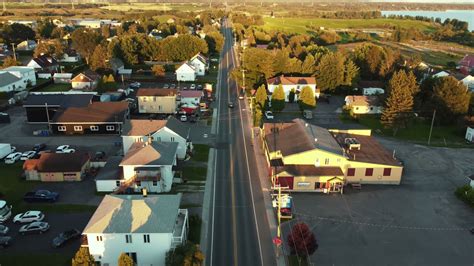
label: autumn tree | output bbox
[159,34,208,62]
[315,52,345,92]
[255,85,268,109]
[343,59,359,86]
[34,40,65,59]
[271,84,285,112]
[72,247,95,266]
[433,76,471,123]
[287,223,318,259]
[381,71,414,132]
[254,107,263,127]
[353,43,400,79]
[71,28,102,64]
[151,65,166,77]
[166,243,204,266]
[2,56,19,68]
[205,31,225,54]
[118,253,134,266]
[90,44,110,71]
[299,86,316,110]
[387,70,419,96]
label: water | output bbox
[381,10,474,31]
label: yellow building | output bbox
[263,119,403,193]
[23,152,90,182]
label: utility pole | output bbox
[428,109,436,145]
[10,43,16,62]
[71,0,74,10]
[2,0,6,12]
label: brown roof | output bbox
[124,119,168,136]
[277,165,344,176]
[345,95,382,107]
[31,55,58,68]
[71,70,100,83]
[52,102,129,123]
[137,88,177,97]
[267,75,316,86]
[333,133,402,166]
[23,152,90,172]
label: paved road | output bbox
[206,19,276,266]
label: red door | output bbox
[277,176,294,190]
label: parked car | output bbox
[190,84,196,90]
[24,190,59,203]
[0,112,10,123]
[129,82,141,88]
[0,224,9,235]
[265,111,274,120]
[13,211,45,224]
[302,110,313,119]
[52,229,81,248]
[228,102,234,108]
[180,115,188,122]
[19,222,50,235]
[56,145,75,153]
[170,83,176,89]
[163,84,170,89]
[4,152,21,164]
[33,143,47,152]
[20,151,36,161]
[0,236,12,248]
[197,84,203,90]
[182,86,188,90]
[94,151,106,160]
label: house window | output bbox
[314,182,325,189]
[324,158,329,165]
[116,181,121,187]
[383,168,392,176]
[171,137,175,142]
[74,126,83,131]
[58,126,66,131]
[347,168,355,176]
[106,125,115,131]
[297,182,310,187]
[365,168,373,176]
[153,97,156,102]
[96,235,103,241]
[143,97,147,102]
[355,107,359,110]
[158,105,162,111]
[152,181,157,186]
[90,125,99,131]
[370,107,374,111]
[143,234,150,243]
[136,181,141,186]
[125,234,132,243]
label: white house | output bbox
[71,71,100,91]
[122,117,192,159]
[267,75,317,102]
[179,90,202,106]
[188,53,208,76]
[27,55,59,72]
[175,63,196,82]
[2,66,36,86]
[362,87,384,96]
[466,126,474,143]
[58,50,81,63]
[0,72,24,92]
[460,75,474,92]
[53,73,73,84]
[345,95,383,115]
[82,194,188,266]
[16,40,37,51]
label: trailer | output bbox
[0,143,13,160]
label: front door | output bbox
[277,176,294,190]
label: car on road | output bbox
[180,115,188,122]
[0,224,9,235]
[20,151,36,161]
[129,82,141,88]
[13,211,45,224]
[56,145,75,153]
[33,143,47,152]
[0,236,12,248]
[228,102,234,108]
[4,152,22,164]
[52,229,81,248]
[265,111,274,120]
[170,84,176,89]
[190,84,196,90]
[24,190,59,203]
[238,94,244,100]
[19,222,50,235]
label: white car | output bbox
[4,152,22,164]
[0,224,9,235]
[20,151,37,161]
[265,111,274,120]
[19,222,50,235]
[180,115,188,122]
[130,82,141,88]
[13,211,45,224]
[190,84,196,90]
[56,145,75,154]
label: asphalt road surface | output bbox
[206,19,276,266]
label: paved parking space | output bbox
[284,139,474,265]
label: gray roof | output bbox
[166,116,190,139]
[2,66,35,73]
[24,93,93,107]
[0,72,21,87]
[120,142,178,166]
[305,123,344,156]
[95,156,123,180]
[83,194,182,234]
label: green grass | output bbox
[192,144,210,162]
[37,83,71,92]
[260,17,435,34]
[182,166,207,181]
[288,255,309,266]
[0,254,71,266]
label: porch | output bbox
[171,209,189,248]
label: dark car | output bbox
[0,236,12,248]
[94,151,106,160]
[24,190,59,203]
[33,143,47,152]
[228,102,234,108]
[52,229,81,248]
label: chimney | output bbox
[142,188,147,197]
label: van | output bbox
[0,200,12,222]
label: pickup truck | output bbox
[23,190,59,203]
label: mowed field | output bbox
[101,3,205,12]
[260,17,436,34]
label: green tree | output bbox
[387,70,419,96]
[2,56,19,68]
[36,19,56,39]
[205,31,225,54]
[271,84,285,112]
[343,59,359,86]
[288,88,296,103]
[90,44,110,71]
[34,40,65,59]
[72,247,95,266]
[0,23,35,44]
[381,71,414,132]
[433,76,470,123]
[298,86,316,110]
[254,107,263,127]
[315,52,345,92]
[71,28,102,64]
[118,253,134,266]
[151,65,166,77]
[255,85,268,109]
[160,34,208,62]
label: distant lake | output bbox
[381,10,474,31]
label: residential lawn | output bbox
[182,166,207,181]
[187,214,202,244]
[0,254,71,266]
[0,163,97,213]
[192,144,210,162]
[288,255,309,266]
[37,83,71,92]
[260,17,435,34]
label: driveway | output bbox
[285,139,474,265]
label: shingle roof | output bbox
[345,95,382,107]
[123,119,168,136]
[95,156,123,180]
[83,194,182,234]
[2,66,35,74]
[267,75,316,86]
[23,152,90,172]
[30,55,58,68]
[165,116,190,139]
[51,102,129,123]
[137,88,177,97]
[190,53,208,65]
[23,93,94,107]
[71,70,100,83]
[0,72,21,87]
[179,90,203,98]
[276,165,344,176]
[120,141,178,166]
[459,55,474,68]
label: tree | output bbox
[0,23,35,44]
[36,19,56,39]
[90,44,110,71]
[315,52,345,92]
[298,86,316,110]
[381,71,414,132]
[151,65,166,77]
[254,107,263,127]
[34,40,65,59]
[433,76,470,123]
[343,59,359,86]
[107,74,115,83]
[387,70,419,96]
[71,28,102,64]
[166,243,204,266]
[255,85,268,109]
[289,88,296,103]
[205,31,225,54]
[160,34,208,62]
[118,253,134,266]
[72,247,95,266]
[2,56,19,68]
[287,223,318,258]
[271,84,285,112]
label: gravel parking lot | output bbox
[284,138,474,265]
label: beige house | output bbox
[23,152,90,182]
[263,119,403,193]
[137,88,178,114]
[344,95,383,115]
